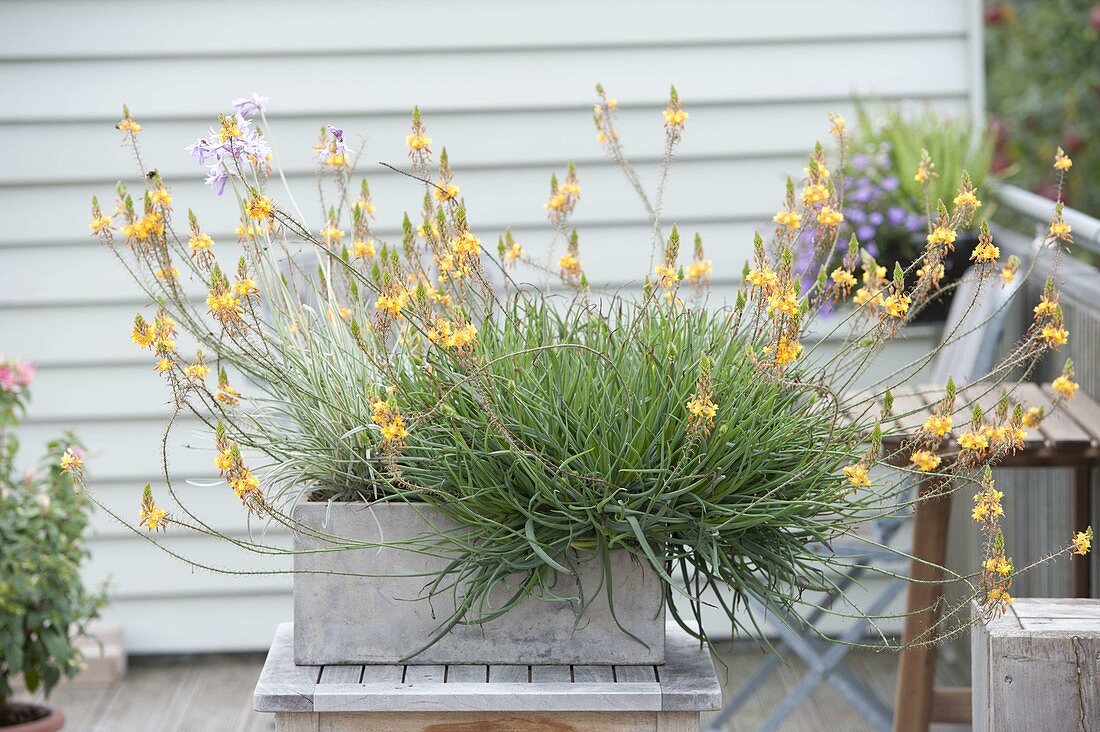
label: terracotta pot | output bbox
[0,704,65,732]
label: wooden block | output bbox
[972,598,1100,731]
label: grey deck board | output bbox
[318,665,361,684]
[359,665,402,684]
[446,664,488,683]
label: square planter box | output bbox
[293,501,665,665]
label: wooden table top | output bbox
[253,622,722,714]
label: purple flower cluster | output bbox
[186,112,272,196]
[844,150,923,257]
[232,93,268,118]
[318,125,348,164]
[793,145,925,303]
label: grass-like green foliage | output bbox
[380,296,859,637]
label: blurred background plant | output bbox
[0,358,105,727]
[986,0,1100,214]
[797,105,994,321]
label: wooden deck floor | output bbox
[16,641,970,731]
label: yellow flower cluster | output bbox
[372,399,409,443]
[406,132,431,150]
[246,193,275,221]
[922,413,953,438]
[909,450,941,472]
[773,209,802,229]
[559,252,582,278]
[139,485,169,532]
[122,211,165,243]
[428,318,477,352]
[353,239,376,259]
[766,335,802,366]
[214,426,264,510]
[374,286,409,319]
[972,483,1004,523]
[1054,147,1073,172]
[321,223,345,244]
[437,231,481,281]
[816,206,843,228]
[842,462,870,489]
[1072,527,1093,556]
[59,448,84,475]
[686,259,712,282]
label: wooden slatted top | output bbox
[254,622,722,714]
[861,382,1100,458]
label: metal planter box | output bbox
[292,501,665,665]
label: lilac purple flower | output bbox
[318,125,348,163]
[187,111,272,196]
[232,93,268,118]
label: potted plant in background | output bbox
[78,88,1085,667]
[0,358,104,732]
[797,105,994,322]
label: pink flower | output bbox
[0,364,16,391]
[14,361,34,387]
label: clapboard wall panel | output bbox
[0,0,984,652]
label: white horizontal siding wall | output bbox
[0,0,983,652]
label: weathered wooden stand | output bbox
[254,623,722,731]
[972,598,1100,730]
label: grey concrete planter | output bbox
[292,501,665,665]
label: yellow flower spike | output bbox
[927,226,957,248]
[830,267,857,291]
[986,586,1012,605]
[766,336,802,366]
[1053,374,1079,399]
[1022,406,1043,428]
[246,193,275,220]
[922,414,953,438]
[89,214,113,235]
[1040,324,1069,348]
[816,206,844,227]
[772,209,802,229]
[768,287,799,317]
[909,450,941,472]
[60,448,84,474]
[958,431,989,452]
[1072,527,1093,556]
[559,252,582,278]
[353,239,376,259]
[139,485,169,532]
[406,133,432,150]
[1054,147,1073,172]
[747,267,778,292]
[842,462,871,489]
[1050,220,1072,239]
[882,292,912,319]
[800,183,828,205]
[953,190,981,209]
[321,223,346,244]
[828,113,846,137]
